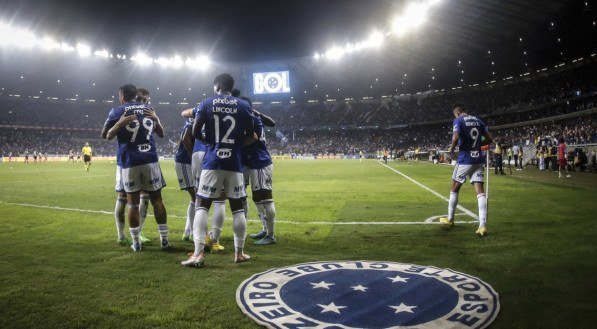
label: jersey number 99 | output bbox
[126,118,154,142]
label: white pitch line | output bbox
[0,200,473,225]
[0,174,111,184]
[377,162,479,220]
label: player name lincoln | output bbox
[213,106,238,114]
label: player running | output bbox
[439,103,493,236]
[103,84,169,252]
[182,73,257,267]
[82,142,92,172]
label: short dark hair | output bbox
[231,88,241,97]
[452,102,466,111]
[119,84,138,101]
[213,73,234,92]
[239,96,252,108]
[136,87,149,103]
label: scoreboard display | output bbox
[253,71,290,95]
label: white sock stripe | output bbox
[196,207,208,211]
[232,209,245,214]
[477,193,486,198]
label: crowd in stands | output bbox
[1,61,596,166]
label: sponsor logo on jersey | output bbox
[213,98,238,106]
[138,144,151,152]
[216,148,232,159]
[237,261,500,329]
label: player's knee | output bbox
[147,191,162,205]
[252,189,273,203]
[196,197,213,210]
[229,197,245,212]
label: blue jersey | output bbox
[174,120,192,164]
[453,114,488,165]
[195,95,254,172]
[103,101,158,168]
[245,114,272,169]
[189,112,207,153]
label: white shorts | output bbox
[121,162,166,193]
[191,151,205,186]
[175,162,195,190]
[197,170,245,199]
[115,165,124,192]
[249,164,273,191]
[452,163,484,184]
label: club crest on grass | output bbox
[237,261,499,329]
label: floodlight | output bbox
[76,43,91,57]
[40,37,60,50]
[94,49,109,58]
[325,47,344,60]
[132,52,153,65]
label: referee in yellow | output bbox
[82,142,92,172]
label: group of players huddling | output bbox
[101,74,277,268]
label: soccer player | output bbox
[33,150,38,163]
[135,88,153,244]
[557,137,570,178]
[243,99,278,245]
[180,109,226,252]
[174,117,198,242]
[103,84,169,252]
[82,142,92,172]
[24,150,29,164]
[181,73,256,267]
[68,150,75,163]
[439,103,493,236]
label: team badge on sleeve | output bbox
[237,261,499,328]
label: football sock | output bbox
[115,197,127,240]
[263,201,276,238]
[232,210,247,252]
[157,224,169,243]
[448,192,458,220]
[211,201,225,242]
[184,201,195,236]
[129,226,140,245]
[477,193,487,227]
[193,207,208,257]
[139,194,149,231]
[255,202,267,231]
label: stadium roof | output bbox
[0,0,594,94]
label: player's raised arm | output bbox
[254,110,276,127]
[144,108,164,138]
[106,112,136,140]
[181,108,194,118]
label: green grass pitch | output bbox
[0,159,596,328]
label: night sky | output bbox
[0,0,400,61]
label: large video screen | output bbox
[253,71,290,94]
